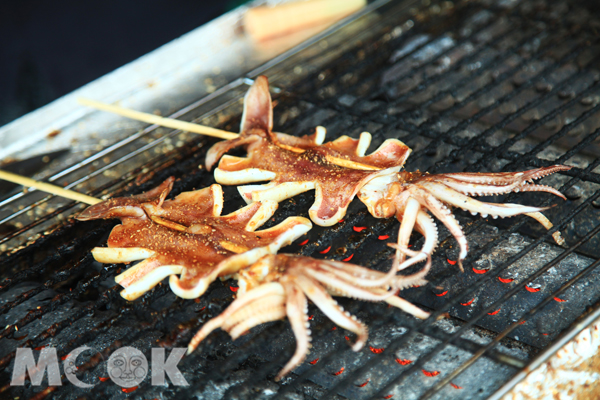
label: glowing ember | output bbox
[333,367,345,376]
[229,286,239,292]
[345,336,350,341]
[383,395,394,399]
[331,326,337,331]
[542,333,549,336]
[554,297,566,302]
[422,369,440,377]
[498,277,514,283]
[357,379,370,387]
[519,320,526,325]
[396,358,412,365]
[342,254,354,262]
[450,382,463,389]
[353,226,367,232]
[460,298,474,306]
[369,346,384,354]
[34,346,46,351]
[122,386,138,393]
[525,285,541,292]
[308,315,314,320]
[99,377,110,382]
[447,259,457,265]
[61,354,69,361]
[299,238,309,246]
[487,309,501,316]
[319,246,331,254]
[472,266,488,274]
[309,358,319,365]
[435,290,448,297]
[378,235,390,240]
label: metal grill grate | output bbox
[2,0,600,399]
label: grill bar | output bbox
[422,211,600,398]
[196,20,592,394]
[315,7,531,110]
[312,168,592,398]
[489,298,600,400]
[323,134,600,398]
[433,63,599,173]
[274,26,600,397]
[0,79,248,247]
[404,38,591,164]
[369,16,519,101]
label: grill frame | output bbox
[2,0,600,398]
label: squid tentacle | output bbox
[414,190,469,271]
[227,305,287,340]
[420,181,549,219]
[293,273,368,351]
[302,267,397,301]
[515,184,566,200]
[387,245,432,288]
[420,180,565,246]
[385,295,430,319]
[525,212,565,245]
[277,280,310,380]
[311,248,405,288]
[394,197,420,265]
[442,178,566,200]
[187,282,285,354]
[223,294,286,334]
[440,165,570,185]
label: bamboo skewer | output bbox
[78,98,239,140]
[0,169,100,205]
[0,96,380,207]
[78,98,382,171]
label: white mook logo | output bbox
[11,346,188,388]
[107,347,148,388]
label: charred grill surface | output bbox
[2,0,600,399]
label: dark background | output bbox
[0,1,248,127]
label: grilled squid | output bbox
[359,166,570,270]
[206,76,411,227]
[77,177,311,300]
[206,76,570,271]
[188,248,431,379]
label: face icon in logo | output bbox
[107,347,148,388]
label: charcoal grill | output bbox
[2,0,600,398]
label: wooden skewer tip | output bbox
[0,169,100,205]
[77,97,239,140]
